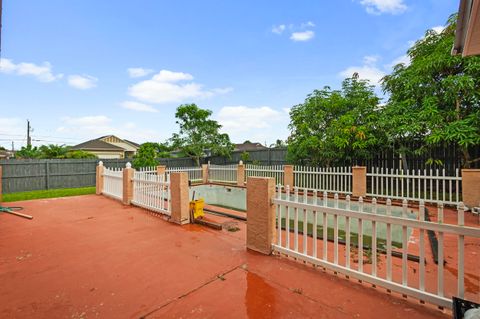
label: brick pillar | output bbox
[95,161,104,195]
[170,172,190,225]
[284,165,294,188]
[237,163,245,186]
[247,177,276,255]
[352,166,367,197]
[122,163,134,205]
[462,169,480,208]
[0,166,3,203]
[156,165,166,176]
[202,164,208,184]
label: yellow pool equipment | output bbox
[190,198,205,219]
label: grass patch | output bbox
[2,187,96,202]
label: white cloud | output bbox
[120,101,158,113]
[431,25,445,34]
[128,70,231,104]
[216,106,289,143]
[68,74,98,90]
[300,21,316,28]
[57,115,158,142]
[290,30,315,42]
[127,67,154,78]
[358,0,407,15]
[0,58,63,82]
[388,54,410,68]
[272,24,286,34]
[339,55,386,85]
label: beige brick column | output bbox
[0,166,3,203]
[122,163,134,205]
[156,165,166,176]
[462,169,480,208]
[237,163,245,186]
[202,164,208,184]
[95,161,104,195]
[352,166,367,197]
[247,177,276,255]
[284,165,294,188]
[170,172,190,225]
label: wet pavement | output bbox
[0,195,462,318]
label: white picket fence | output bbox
[367,168,461,205]
[294,166,352,194]
[102,167,123,200]
[245,164,284,185]
[167,166,203,183]
[272,186,480,309]
[208,164,237,184]
[131,171,171,215]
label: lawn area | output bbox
[1,187,96,202]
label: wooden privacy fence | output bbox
[268,186,480,309]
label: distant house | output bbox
[234,141,268,152]
[0,149,14,159]
[72,135,140,159]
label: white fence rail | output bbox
[272,187,480,309]
[131,171,171,215]
[102,167,123,200]
[208,164,237,184]
[167,166,203,183]
[367,168,461,205]
[245,164,284,185]
[294,166,352,194]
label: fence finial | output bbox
[126,162,132,169]
[239,160,243,165]
[98,161,103,166]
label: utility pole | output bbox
[27,120,32,146]
[11,141,14,152]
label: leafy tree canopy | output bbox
[381,14,480,167]
[171,104,233,166]
[15,144,97,159]
[133,142,172,168]
[287,74,383,166]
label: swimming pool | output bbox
[190,184,417,247]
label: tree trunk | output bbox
[461,147,471,168]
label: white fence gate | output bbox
[102,167,123,200]
[272,187,480,308]
[131,171,171,215]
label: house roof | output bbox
[453,0,480,56]
[72,139,125,151]
[124,139,141,148]
[234,142,268,152]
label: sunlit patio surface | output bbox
[1,194,476,318]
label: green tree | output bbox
[381,15,480,167]
[64,150,97,159]
[240,151,250,163]
[171,104,233,166]
[287,74,383,166]
[270,139,286,148]
[15,145,42,159]
[38,144,69,159]
[133,143,160,168]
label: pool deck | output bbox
[0,194,477,318]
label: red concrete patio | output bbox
[0,195,456,318]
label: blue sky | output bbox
[0,0,457,149]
